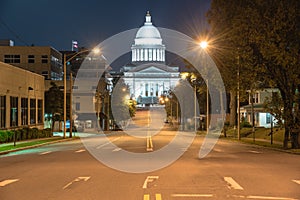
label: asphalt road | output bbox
[0,108,299,200]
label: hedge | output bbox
[0,128,52,143]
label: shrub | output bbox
[0,130,8,143]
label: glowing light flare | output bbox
[92,48,100,54]
[199,41,208,49]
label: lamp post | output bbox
[237,54,241,140]
[206,79,209,134]
[63,48,100,138]
[200,41,209,134]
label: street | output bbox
[0,108,299,200]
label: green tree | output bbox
[45,82,63,131]
[207,0,300,148]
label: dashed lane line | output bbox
[63,176,90,189]
[224,177,244,190]
[0,179,19,187]
[249,150,262,154]
[246,195,298,200]
[292,180,300,185]
[39,151,52,155]
[112,148,121,152]
[172,194,214,198]
[96,137,121,149]
[75,149,86,153]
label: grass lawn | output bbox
[225,127,285,142]
[0,137,63,152]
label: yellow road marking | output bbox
[143,194,150,200]
[156,193,162,200]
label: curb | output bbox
[221,137,300,155]
[0,137,79,155]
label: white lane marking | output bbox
[214,148,223,152]
[75,149,86,153]
[292,180,300,185]
[0,179,19,187]
[224,177,244,190]
[142,176,159,189]
[63,176,90,189]
[96,137,121,149]
[249,150,262,154]
[39,151,52,155]
[112,148,121,152]
[246,195,298,200]
[172,194,213,198]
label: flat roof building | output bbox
[0,41,62,80]
[0,62,45,130]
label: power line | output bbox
[0,17,30,46]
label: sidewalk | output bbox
[0,136,77,155]
[237,137,300,155]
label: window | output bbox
[28,55,35,63]
[0,96,5,128]
[252,93,259,103]
[75,102,80,111]
[21,98,28,125]
[10,97,18,127]
[38,100,43,123]
[4,55,20,63]
[145,84,149,97]
[41,55,48,63]
[266,113,271,124]
[30,99,36,124]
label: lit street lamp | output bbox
[63,47,100,138]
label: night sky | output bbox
[0,0,211,51]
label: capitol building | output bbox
[122,12,180,105]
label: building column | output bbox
[18,95,21,127]
[137,49,140,61]
[141,49,144,61]
[5,95,10,128]
[153,49,156,61]
[132,49,136,61]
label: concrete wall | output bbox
[0,62,45,129]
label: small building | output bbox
[0,41,62,80]
[0,62,45,130]
[240,88,279,128]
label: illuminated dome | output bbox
[132,11,165,63]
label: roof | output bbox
[128,63,178,73]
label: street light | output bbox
[63,47,100,138]
[199,41,209,135]
[191,75,197,132]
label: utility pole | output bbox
[69,73,73,138]
[237,54,241,140]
